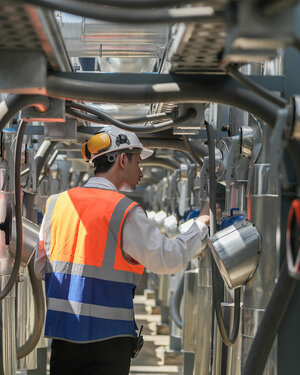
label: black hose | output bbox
[183,136,204,167]
[205,123,241,347]
[0,95,51,132]
[59,0,211,8]
[170,272,184,329]
[17,257,45,359]
[18,0,224,24]
[225,65,287,108]
[67,102,172,124]
[67,106,196,134]
[0,120,28,300]
[243,260,298,375]
[46,74,280,126]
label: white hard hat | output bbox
[82,125,153,163]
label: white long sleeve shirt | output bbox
[34,177,208,279]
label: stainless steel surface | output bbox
[242,307,277,375]
[244,196,280,309]
[59,14,168,61]
[9,217,40,267]
[208,220,261,290]
[0,275,16,375]
[193,251,212,375]
[239,127,254,158]
[182,269,199,353]
[224,303,242,375]
[17,268,38,371]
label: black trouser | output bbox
[50,337,134,375]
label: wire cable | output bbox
[18,0,224,24]
[206,122,241,346]
[0,120,28,300]
[66,102,172,124]
[183,135,204,167]
[67,104,196,134]
[225,65,287,108]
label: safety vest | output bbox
[43,187,145,343]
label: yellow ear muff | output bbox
[87,132,111,154]
[81,142,91,160]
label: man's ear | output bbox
[119,152,127,169]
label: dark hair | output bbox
[93,152,133,175]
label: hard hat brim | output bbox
[140,148,153,160]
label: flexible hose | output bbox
[67,108,174,128]
[46,74,280,126]
[67,102,172,124]
[66,103,196,133]
[0,95,51,132]
[17,256,45,359]
[170,272,185,329]
[18,0,224,24]
[243,260,298,375]
[59,0,211,8]
[225,65,287,108]
[206,122,241,346]
[0,120,28,300]
[183,136,205,167]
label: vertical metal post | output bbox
[193,251,212,375]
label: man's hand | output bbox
[196,214,210,226]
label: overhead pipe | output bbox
[140,157,180,171]
[20,0,225,24]
[46,74,280,126]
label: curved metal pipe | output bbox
[243,260,297,375]
[46,75,279,126]
[0,95,51,131]
[20,0,224,24]
[140,156,180,171]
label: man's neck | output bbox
[95,172,122,191]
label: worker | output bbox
[34,125,210,375]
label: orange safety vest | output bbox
[43,187,144,343]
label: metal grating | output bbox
[168,0,229,74]
[0,1,71,71]
[0,3,42,50]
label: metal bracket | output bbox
[24,147,37,193]
[225,136,240,198]
[173,103,205,135]
[22,99,65,123]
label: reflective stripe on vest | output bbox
[43,187,144,343]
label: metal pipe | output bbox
[9,217,39,268]
[206,123,241,347]
[56,0,214,8]
[20,0,224,24]
[46,74,280,126]
[243,260,298,375]
[0,120,28,301]
[0,95,51,132]
[225,65,287,108]
[140,157,180,171]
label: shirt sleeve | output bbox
[122,206,208,274]
[34,215,46,280]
